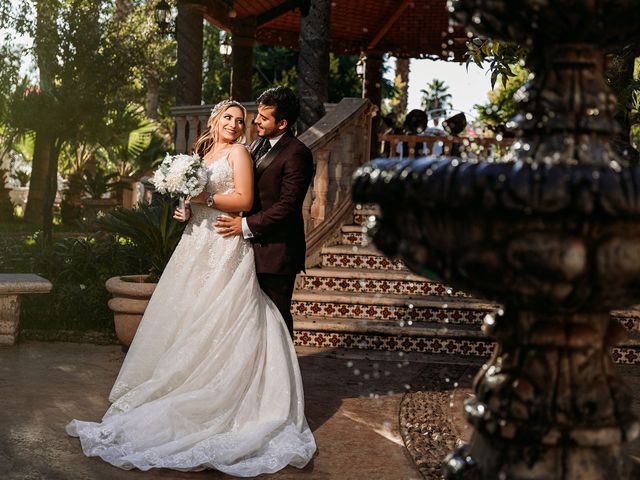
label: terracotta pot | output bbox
[81,197,118,224]
[105,274,157,346]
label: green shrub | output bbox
[0,233,151,334]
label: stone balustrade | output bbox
[378,133,515,160]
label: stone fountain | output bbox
[352,0,640,478]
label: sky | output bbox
[385,58,494,119]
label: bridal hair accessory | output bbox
[210,99,244,117]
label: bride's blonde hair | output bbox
[192,100,247,156]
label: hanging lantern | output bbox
[154,0,172,35]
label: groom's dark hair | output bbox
[257,86,300,129]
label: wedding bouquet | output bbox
[151,153,208,220]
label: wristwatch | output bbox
[206,192,214,207]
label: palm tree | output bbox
[420,79,453,126]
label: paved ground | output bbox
[0,342,437,480]
[1,342,639,480]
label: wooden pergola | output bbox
[175,0,467,113]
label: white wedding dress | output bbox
[66,153,316,476]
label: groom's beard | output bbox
[257,127,287,139]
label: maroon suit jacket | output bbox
[246,131,314,275]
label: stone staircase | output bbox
[292,205,640,365]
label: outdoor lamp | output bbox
[355,56,365,78]
[154,0,172,35]
[219,32,232,56]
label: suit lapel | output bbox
[255,141,284,178]
[249,138,263,162]
[255,132,293,179]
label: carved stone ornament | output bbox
[352,0,640,478]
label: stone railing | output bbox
[378,133,515,159]
[298,98,376,266]
[171,98,375,267]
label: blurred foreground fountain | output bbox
[353,1,640,478]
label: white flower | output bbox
[150,153,207,197]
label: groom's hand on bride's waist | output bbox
[215,214,242,237]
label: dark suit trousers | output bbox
[257,273,297,338]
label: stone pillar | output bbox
[297,0,331,132]
[230,29,255,102]
[363,50,383,157]
[176,3,203,106]
[0,295,21,345]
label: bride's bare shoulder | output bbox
[228,143,251,169]
[230,143,251,157]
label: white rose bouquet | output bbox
[151,153,208,220]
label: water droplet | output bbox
[484,314,495,326]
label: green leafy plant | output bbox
[80,167,125,199]
[11,168,30,187]
[466,38,528,88]
[97,195,186,282]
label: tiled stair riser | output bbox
[291,300,491,325]
[321,251,405,271]
[300,275,470,297]
[341,230,368,246]
[291,330,640,365]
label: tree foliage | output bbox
[474,64,529,133]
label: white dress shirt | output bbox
[241,133,285,239]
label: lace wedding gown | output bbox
[66,153,316,476]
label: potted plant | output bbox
[98,195,186,346]
[80,167,123,223]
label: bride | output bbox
[66,100,317,477]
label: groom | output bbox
[216,86,314,337]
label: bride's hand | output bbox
[173,199,191,222]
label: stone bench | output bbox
[0,274,53,345]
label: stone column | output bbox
[231,27,255,102]
[176,3,203,106]
[363,50,383,157]
[297,0,331,132]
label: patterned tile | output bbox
[353,212,378,227]
[341,230,368,246]
[321,252,406,271]
[293,330,640,364]
[301,275,470,297]
[292,300,489,325]
[293,330,493,357]
[611,314,640,333]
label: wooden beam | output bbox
[256,0,302,27]
[367,0,412,51]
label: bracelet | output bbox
[206,192,214,207]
